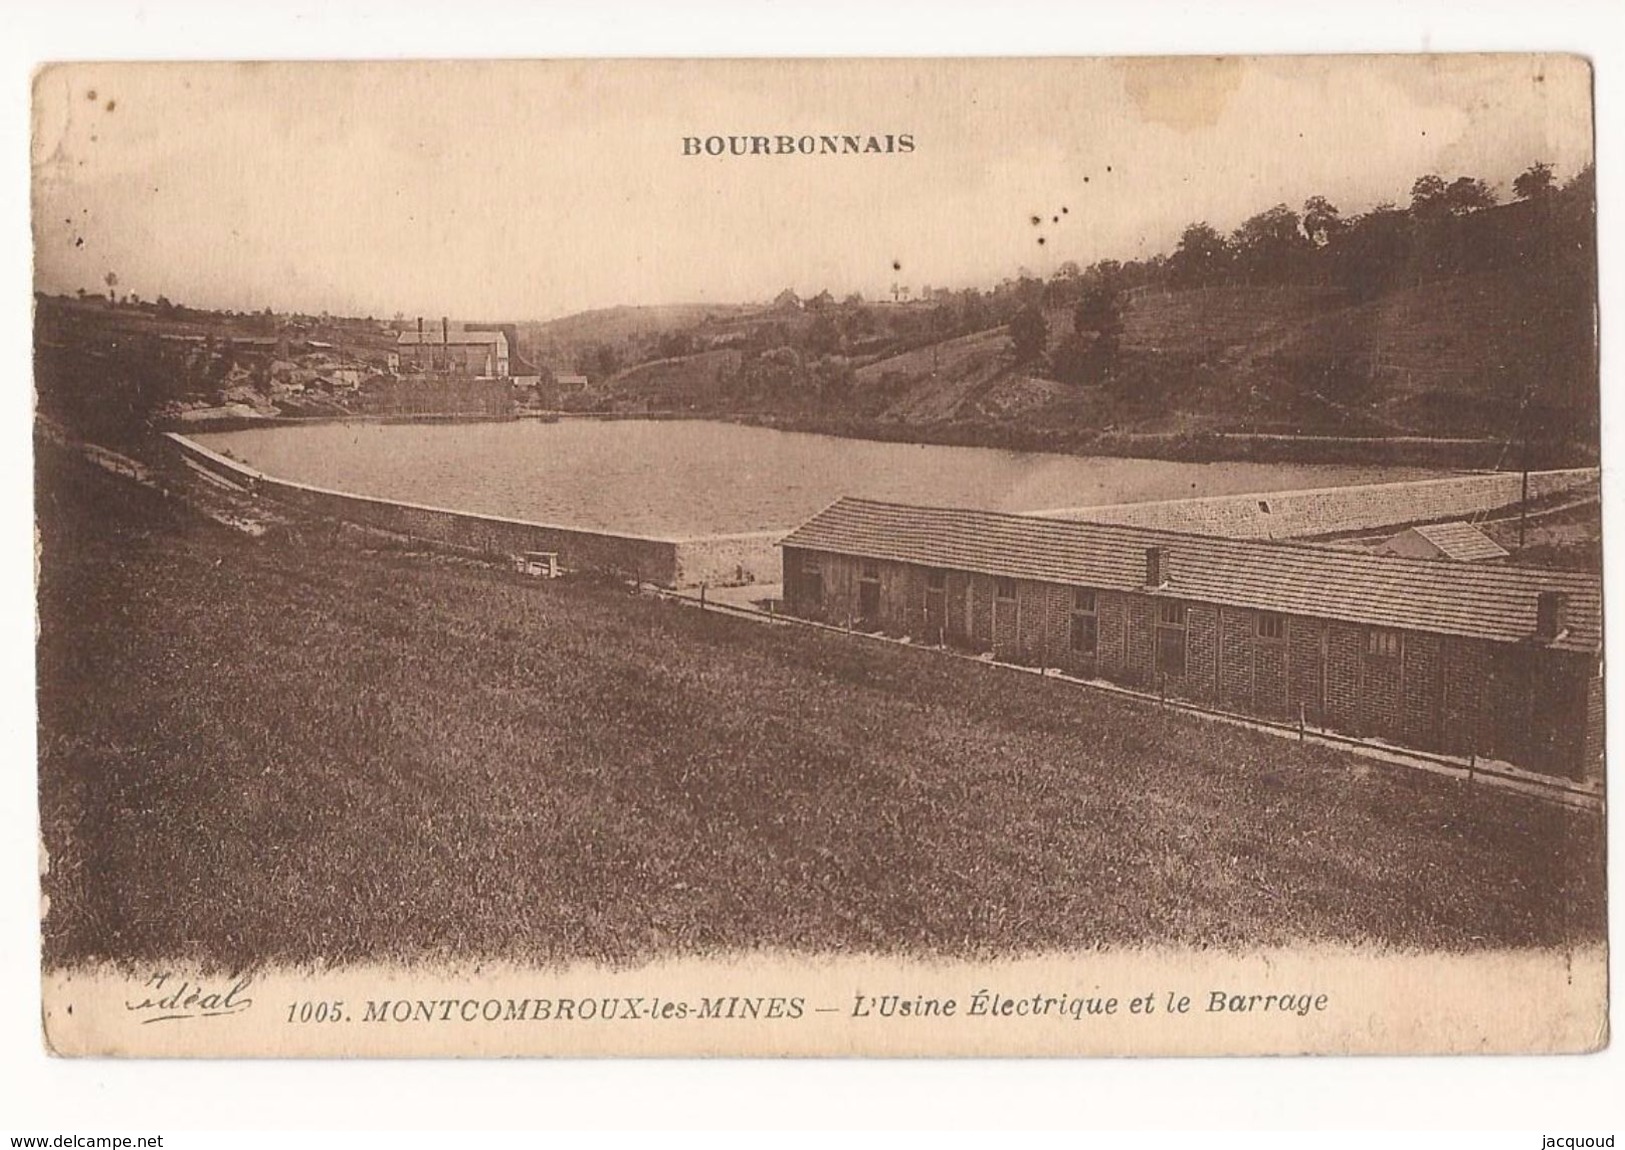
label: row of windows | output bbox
[801,558,1405,656]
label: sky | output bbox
[31,55,1594,323]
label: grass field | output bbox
[35,446,1605,970]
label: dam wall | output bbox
[167,432,682,586]
[1034,469,1598,539]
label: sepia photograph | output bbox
[28,53,1605,1060]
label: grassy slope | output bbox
[757,277,1589,444]
[36,449,1604,969]
[519,304,760,359]
[602,349,744,405]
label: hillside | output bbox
[546,171,1595,465]
[560,269,1592,465]
[518,303,762,372]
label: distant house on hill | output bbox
[1381,521,1509,562]
[391,319,510,378]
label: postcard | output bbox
[31,55,1604,1057]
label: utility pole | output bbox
[1518,406,1531,550]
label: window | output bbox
[1155,598,1188,679]
[861,561,880,581]
[1070,614,1098,655]
[1367,629,1401,658]
[1257,612,1287,641]
[995,577,1017,602]
[926,569,947,591]
[1070,587,1098,655]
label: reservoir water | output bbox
[194,419,1439,539]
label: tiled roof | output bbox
[1408,521,1512,562]
[780,497,1601,654]
[397,330,506,346]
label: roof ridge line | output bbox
[815,495,1592,581]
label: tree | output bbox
[1089,259,1124,288]
[1074,283,1124,357]
[1052,281,1125,385]
[845,304,877,339]
[1410,174,1450,216]
[1414,173,1495,217]
[805,311,840,357]
[1169,222,1232,286]
[1513,161,1555,201]
[1330,203,1411,298]
[1007,304,1048,366]
[1301,196,1343,246]
[957,289,990,333]
[1443,176,1496,215]
[1232,204,1307,282]
[655,331,695,359]
[103,271,118,304]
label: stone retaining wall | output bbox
[1034,469,1597,539]
[674,531,782,588]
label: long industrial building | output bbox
[779,497,1603,783]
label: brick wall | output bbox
[1439,639,1488,758]
[971,574,994,649]
[1324,623,1365,733]
[1123,596,1157,689]
[1583,668,1606,783]
[1185,604,1220,703]
[1287,619,1325,724]
[1218,608,1254,711]
[1361,633,1405,734]
[946,572,974,650]
[1098,591,1130,680]
[1400,633,1443,749]
[1254,634,1290,718]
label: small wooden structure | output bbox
[518,551,560,578]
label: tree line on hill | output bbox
[1005,161,1595,392]
[575,160,1594,421]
